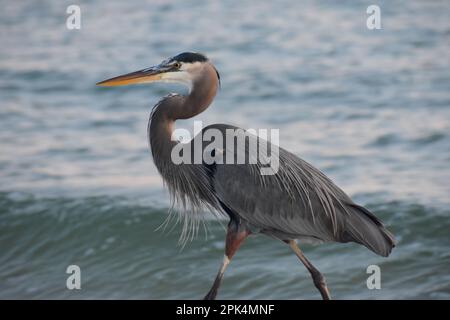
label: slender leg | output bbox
[203,255,230,300]
[203,222,249,300]
[288,240,331,300]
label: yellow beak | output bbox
[96,66,165,87]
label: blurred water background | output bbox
[0,0,449,299]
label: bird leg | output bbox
[203,222,249,300]
[288,240,331,300]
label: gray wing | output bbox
[206,124,395,257]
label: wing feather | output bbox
[206,124,395,255]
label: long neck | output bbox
[149,63,219,165]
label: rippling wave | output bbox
[0,192,449,299]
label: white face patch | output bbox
[179,61,203,72]
[160,62,204,92]
[160,70,193,90]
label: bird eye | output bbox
[173,62,181,68]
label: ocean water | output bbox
[0,0,449,299]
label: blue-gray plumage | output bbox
[97,52,395,300]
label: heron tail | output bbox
[342,203,396,257]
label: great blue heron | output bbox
[97,52,395,300]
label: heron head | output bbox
[96,52,220,90]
